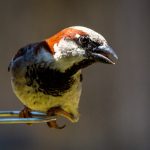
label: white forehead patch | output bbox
[70,26,107,43]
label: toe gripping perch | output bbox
[0,106,74,129]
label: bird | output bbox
[8,26,118,129]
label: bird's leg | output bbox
[47,106,74,129]
[19,106,32,125]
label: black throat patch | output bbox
[25,64,75,96]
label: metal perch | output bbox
[0,110,56,124]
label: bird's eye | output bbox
[79,36,89,45]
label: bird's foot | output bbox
[47,106,74,129]
[19,106,32,125]
[47,120,66,129]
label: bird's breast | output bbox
[12,66,82,118]
[25,63,81,97]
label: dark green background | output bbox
[0,0,149,150]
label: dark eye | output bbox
[79,36,89,45]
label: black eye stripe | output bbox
[76,36,102,49]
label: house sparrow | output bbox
[8,26,118,129]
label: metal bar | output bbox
[0,110,56,124]
[0,117,56,124]
[0,111,47,117]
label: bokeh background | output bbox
[0,0,149,150]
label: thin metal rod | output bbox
[0,110,56,124]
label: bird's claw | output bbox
[47,106,74,129]
[47,120,66,129]
[19,106,32,125]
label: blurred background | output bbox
[0,0,149,150]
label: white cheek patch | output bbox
[53,43,62,60]
[52,38,86,71]
[53,38,85,60]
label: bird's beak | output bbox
[90,45,118,64]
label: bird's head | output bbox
[46,26,118,72]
